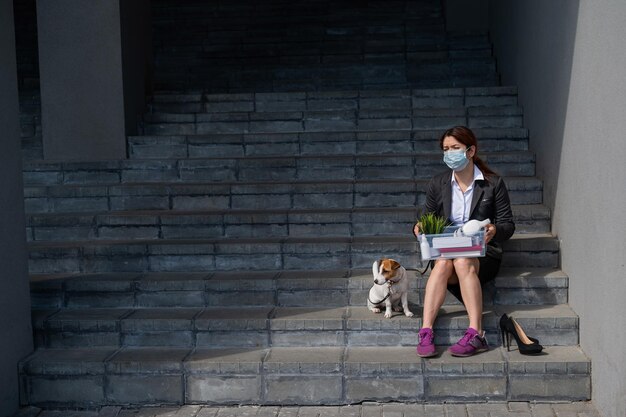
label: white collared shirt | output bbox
[450,165,484,226]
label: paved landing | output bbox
[13,402,602,417]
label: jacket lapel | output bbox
[469,180,485,219]
[442,175,452,220]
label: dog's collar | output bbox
[375,275,402,286]
[387,276,402,285]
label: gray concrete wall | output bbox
[490,0,579,211]
[489,2,626,417]
[37,0,127,160]
[120,0,153,136]
[0,1,34,415]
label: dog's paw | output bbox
[372,308,381,314]
[404,311,414,318]
[384,311,393,319]
[392,305,403,312]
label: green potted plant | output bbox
[417,212,450,235]
[416,213,450,259]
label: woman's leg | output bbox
[421,259,454,329]
[452,257,482,332]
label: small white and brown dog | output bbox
[367,258,414,318]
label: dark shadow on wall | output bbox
[487,0,580,222]
[121,0,153,139]
[1,2,34,416]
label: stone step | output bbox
[149,86,517,110]
[30,254,564,303]
[151,86,516,103]
[151,31,456,49]
[143,103,522,128]
[22,151,535,186]
[23,177,543,214]
[151,9,445,21]
[152,52,490,69]
[149,29,468,50]
[151,5,444,22]
[31,303,578,349]
[153,10,444,19]
[149,29,499,89]
[19,345,591,406]
[151,70,500,92]
[152,76,499,93]
[25,204,550,242]
[141,107,520,136]
[26,234,559,274]
[151,14,446,30]
[151,61,497,84]
[151,23,447,37]
[151,37,487,56]
[29,267,568,310]
[153,42,463,59]
[152,37,487,54]
[147,95,515,117]
[128,127,529,159]
[154,62,414,76]
[147,102,515,122]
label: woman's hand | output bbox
[484,223,496,243]
[413,222,420,237]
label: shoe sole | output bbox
[448,347,489,357]
[416,350,438,358]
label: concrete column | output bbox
[37,0,152,161]
[0,1,34,416]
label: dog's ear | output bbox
[388,259,401,270]
[372,259,381,276]
[380,258,395,272]
[377,258,386,272]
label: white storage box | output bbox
[418,226,486,261]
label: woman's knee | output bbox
[430,260,454,281]
[453,258,479,278]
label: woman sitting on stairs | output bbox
[413,125,515,358]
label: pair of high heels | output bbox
[499,313,543,355]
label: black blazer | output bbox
[423,170,515,254]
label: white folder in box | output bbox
[431,236,473,249]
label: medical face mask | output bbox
[443,147,471,171]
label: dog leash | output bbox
[416,260,433,276]
[368,278,400,305]
[368,291,391,306]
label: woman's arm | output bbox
[423,176,440,215]
[414,176,442,237]
[492,176,515,242]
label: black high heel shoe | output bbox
[499,313,543,355]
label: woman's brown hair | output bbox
[439,126,497,177]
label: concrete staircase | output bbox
[150,0,497,92]
[17,0,590,409]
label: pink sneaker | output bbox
[448,327,489,357]
[416,328,437,357]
